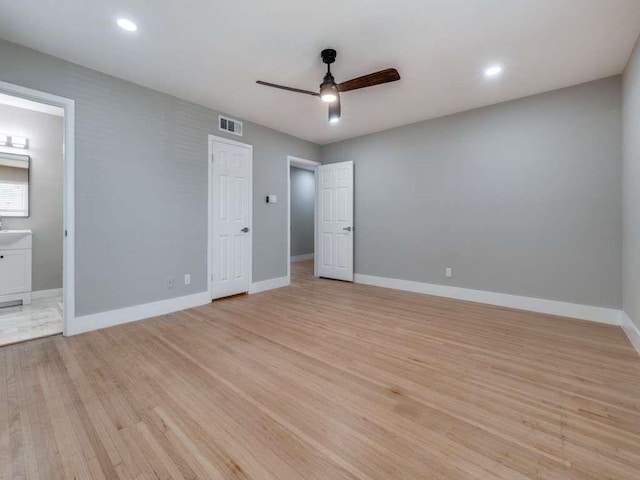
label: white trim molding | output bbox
[291,253,314,263]
[354,274,621,325]
[249,276,290,294]
[69,292,211,336]
[72,274,291,335]
[622,312,640,355]
[289,156,321,171]
[32,288,63,300]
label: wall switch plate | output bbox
[445,267,452,278]
[266,195,278,204]
[168,277,174,289]
[184,274,191,285]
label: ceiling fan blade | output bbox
[256,81,320,97]
[337,68,400,93]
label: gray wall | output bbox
[0,103,63,291]
[290,167,315,257]
[623,36,640,328]
[0,39,320,317]
[321,77,623,308]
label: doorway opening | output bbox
[287,156,320,283]
[0,92,66,346]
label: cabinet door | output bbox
[0,249,31,295]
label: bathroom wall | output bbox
[0,102,63,292]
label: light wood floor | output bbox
[2,261,639,479]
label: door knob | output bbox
[343,226,352,232]
[241,227,250,233]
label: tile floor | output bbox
[0,295,63,347]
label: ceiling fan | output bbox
[256,49,400,123]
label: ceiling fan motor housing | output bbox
[320,49,339,100]
[321,48,337,65]
[321,71,336,88]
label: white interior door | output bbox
[317,161,354,281]
[211,139,252,299]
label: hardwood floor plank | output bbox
[0,349,10,480]
[195,317,573,477]
[1,261,639,479]
[204,308,637,477]
[36,344,94,479]
[15,346,51,480]
[6,352,27,479]
[178,310,570,479]
[162,327,504,479]
[145,337,361,480]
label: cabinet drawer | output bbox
[0,249,32,295]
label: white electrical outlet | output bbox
[168,277,174,289]
[445,267,452,278]
[184,274,191,285]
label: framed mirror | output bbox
[0,152,30,217]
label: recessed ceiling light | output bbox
[117,18,138,32]
[484,65,503,78]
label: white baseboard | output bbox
[68,292,211,336]
[291,254,314,263]
[32,288,63,300]
[249,276,290,294]
[354,274,621,325]
[69,274,292,336]
[622,311,640,355]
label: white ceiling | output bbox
[0,1,639,145]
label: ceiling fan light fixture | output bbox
[328,95,341,123]
[320,82,338,103]
[321,93,337,103]
[322,93,337,103]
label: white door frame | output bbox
[287,156,320,280]
[0,80,75,336]
[208,134,253,300]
